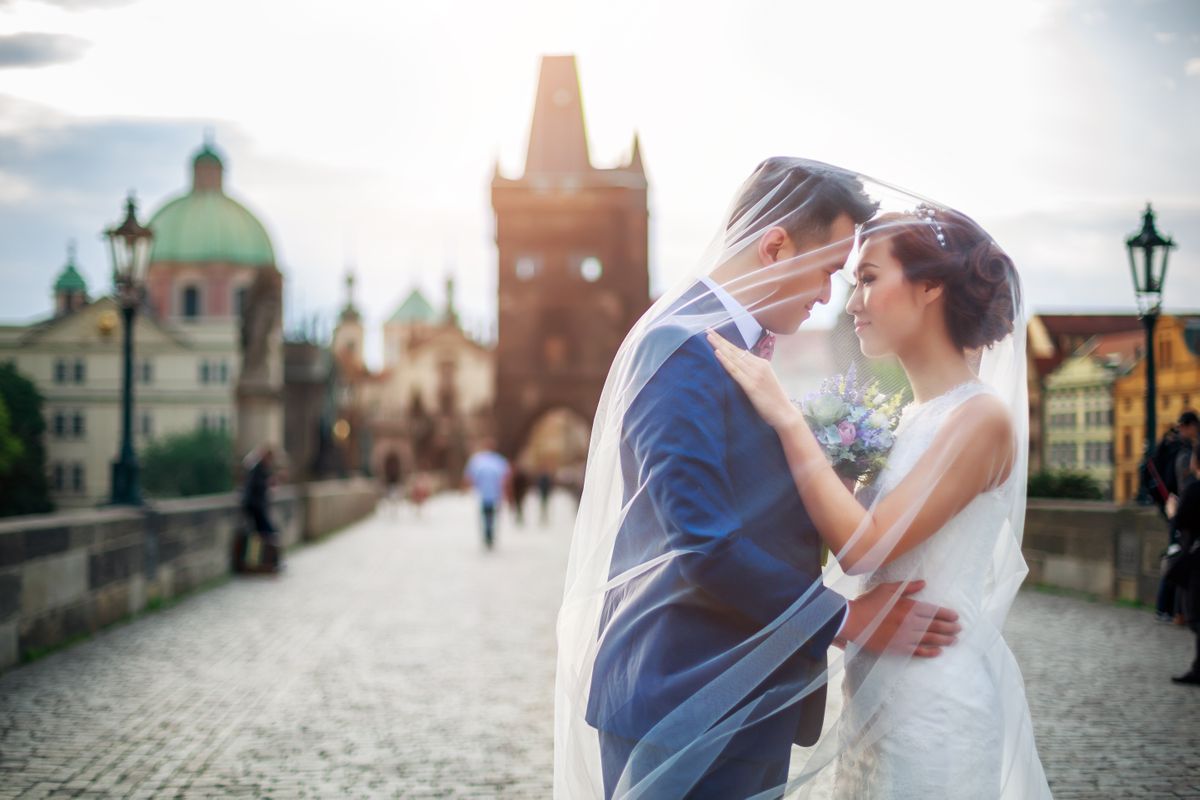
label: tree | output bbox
[141,428,234,498]
[0,395,23,476]
[0,363,53,517]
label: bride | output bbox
[707,204,1052,798]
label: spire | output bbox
[523,54,592,176]
[444,274,458,327]
[340,268,361,322]
[627,131,644,174]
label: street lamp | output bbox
[105,192,154,505]
[1126,203,1175,503]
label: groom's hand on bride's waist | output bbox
[837,580,961,658]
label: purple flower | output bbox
[837,420,857,446]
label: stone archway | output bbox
[515,407,591,475]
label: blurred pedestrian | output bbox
[383,453,403,517]
[409,472,432,518]
[464,438,510,550]
[1167,439,1200,685]
[510,466,531,527]
[1158,411,1199,622]
[240,443,282,573]
[537,471,553,525]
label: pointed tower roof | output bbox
[626,131,644,174]
[388,289,436,325]
[524,55,591,176]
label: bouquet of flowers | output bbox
[795,364,904,485]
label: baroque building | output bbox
[332,274,494,488]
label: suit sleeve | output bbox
[624,336,846,657]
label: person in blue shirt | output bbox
[464,438,511,549]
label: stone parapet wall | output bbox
[1023,500,1165,605]
[0,479,378,669]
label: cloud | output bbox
[1155,32,1178,44]
[0,33,89,68]
[1186,57,1200,77]
[0,0,138,8]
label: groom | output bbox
[585,159,962,798]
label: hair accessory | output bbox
[916,205,947,248]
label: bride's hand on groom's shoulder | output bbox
[706,330,800,430]
[841,580,961,658]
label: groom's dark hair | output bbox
[727,157,877,245]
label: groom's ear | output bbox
[756,226,792,268]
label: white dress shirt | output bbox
[699,275,763,348]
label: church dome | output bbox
[147,142,276,267]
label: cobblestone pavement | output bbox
[1,493,1197,798]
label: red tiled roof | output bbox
[1036,314,1141,337]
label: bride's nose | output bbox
[845,283,863,315]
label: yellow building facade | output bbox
[1113,315,1200,503]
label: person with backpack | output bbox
[1155,411,1200,621]
[1166,438,1200,685]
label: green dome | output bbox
[147,142,275,266]
[149,192,275,266]
[54,263,87,293]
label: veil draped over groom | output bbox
[554,158,1044,798]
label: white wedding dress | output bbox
[830,381,1051,799]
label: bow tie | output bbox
[752,331,776,361]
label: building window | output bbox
[53,359,67,384]
[53,411,66,438]
[1122,429,1132,458]
[139,359,153,384]
[71,463,85,493]
[199,359,210,384]
[1084,441,1113,467]
[182,285,202,320]
[515,255,542,281]
[72,411,85,438]
[140,412,153,438]
[218,360,229,384]
[52,463,64,491]
[73,358,86,384]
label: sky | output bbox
[1,0,1198,367]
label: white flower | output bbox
[867,410,890,430]
[807,395,847,427]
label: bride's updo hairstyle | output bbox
[861,205,1020,350]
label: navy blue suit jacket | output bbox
[585,283,847,749]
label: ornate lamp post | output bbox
[105,193,154,505]
[1126,203,1175,503]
